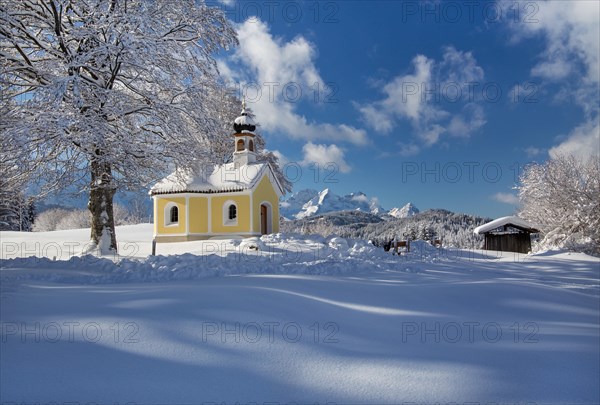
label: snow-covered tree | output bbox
[1,0,237,252]
[0,192,34,231]
[55,208,91,230]
[0,102,36,231]
[34,203,135,231]
[420,225,435,241]
[124,194,152,224]
[403,225,418,240]
[518,155,600,254]
[32,207,69,232]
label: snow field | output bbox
[1,225,599,403]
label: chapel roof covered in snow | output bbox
[149,162,283,196]
[473,216,540,235]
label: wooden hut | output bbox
[474,216,539,254]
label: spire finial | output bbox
[241,96,246,114]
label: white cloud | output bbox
[398,143,420,157]
[492,192,519,205]
[440,46,485,84]
[357,46,486,146]
[380,54,436,124]
[447,104,486,138]
[501,1,599,87]
[301,142,351,173]
[235,19,323,90]
[531,59,571,81]
[357,104,394,133]
[216,59,239,82]
[222,19,368,145]
[524,146,544,158]
[499,0,599,161]
[549,120,600,161]
[419,124,446,146]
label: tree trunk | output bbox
[88,157,117,253]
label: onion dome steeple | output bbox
[232,98,257,167]
[233,98,256,133]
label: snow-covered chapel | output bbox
[150,103,284,242]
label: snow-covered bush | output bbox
[55,209,90,230]
[518,155,600,255]
[33,203,142,232]
[113,204,132,226]
[125,196,152,224]
[32,208,70,232]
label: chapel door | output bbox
[260,204,268,235]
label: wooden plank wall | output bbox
[484,233,532,254]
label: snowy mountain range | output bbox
[280,188,417,220]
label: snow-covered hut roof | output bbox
[473,216,540,235]
[150,162,283,196]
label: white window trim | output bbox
[164,202,179,227]
[223,200,238,226]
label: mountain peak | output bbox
[281,188,384,220]
[388,202,420,219]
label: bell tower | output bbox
[232,99,257,167]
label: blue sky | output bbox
[215,0,599,218]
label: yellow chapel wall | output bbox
[155,196,187,235]
[188,196,209,234]
[211,194,251,234]
[252,175,280,234]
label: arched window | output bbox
[223,200,238,226]
[236,139,245,151]
[170,206,179,223]
[228,204,237,220]
[248,139,254,152]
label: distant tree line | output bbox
[31,203,150,232]
[281,209,490,249]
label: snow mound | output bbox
[327,236,349,250]
[239,236,266,251]
[0,233,394,284]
